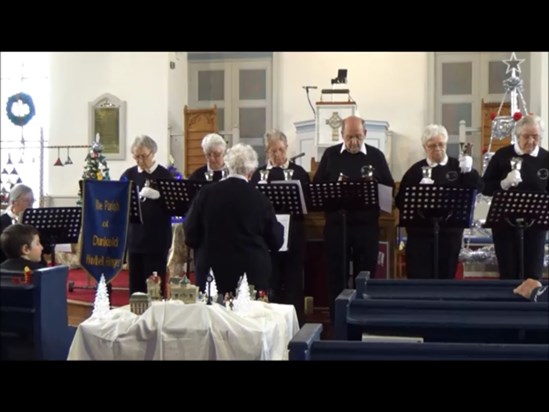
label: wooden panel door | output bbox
[481,99,511,153]
[184,105,217,177]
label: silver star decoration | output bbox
[502,52,525,74]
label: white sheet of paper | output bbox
[377,184,393,213]
[276,214,290,251]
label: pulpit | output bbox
[295,115,391,172]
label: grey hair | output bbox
[9,183,33,205]
[131,135,158,154]
[422,124,449,146]
[224,143,258,177]
[264,129,288,147]
[514,114,545,138]
[201,133,226,154]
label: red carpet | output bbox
[67,269,129,307]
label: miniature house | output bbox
[130,292,150,315]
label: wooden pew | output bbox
[289,323,549,360]
[334,290,549,343]
[1,266,76,360]
[354,271,544,302]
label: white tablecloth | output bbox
[68,300,299,360]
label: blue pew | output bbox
[335,290,549,343]
[355,272,545,302]
[289,323,549,360]
[1,265,76,360]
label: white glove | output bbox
[139,187,160,200]
[500,169,522,190]
[459,155,473,173]
[420,177,434,185]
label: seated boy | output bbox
[0,223,46,271]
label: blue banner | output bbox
[80,180,131,283]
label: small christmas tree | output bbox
[233,273,252,314]
[77,133,111,204]
[204,269,218,303]
[92,274,111,319]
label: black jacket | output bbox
[184,177,284,294]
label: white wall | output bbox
[48,52,172,197]
[275,52,431,180]
[168,52,188,172]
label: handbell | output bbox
[259,169,269,183]
[510,157,523,171]
[204,170,214,181]
[361,164,374,179]
[460,142,473,156]
[421,166,432,179]
[283,168,294,181]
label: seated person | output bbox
[0,223,46,271]
[513,278,548,302]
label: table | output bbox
[68,300,298,360]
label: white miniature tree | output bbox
[203,269,219,303]
[92,274,110,319]
[233,273,252,314]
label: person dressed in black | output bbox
[250,129,310,323]
[513,278,548,302]
[313,115,394,319]
[482,114,548,280]
[0,223,46,271]
[188,133,229,182]
[184,143,284,295]
[395,124,483,279]
[120,135,174,296]
[1,184,35,265]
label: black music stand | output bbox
[128,181,143,224]
[154,179,210,277]
[22,207,82,266]
[398,185,477,279]
[309,180,379,282]
[154,179,208,217]
[484,190,549,279]
[256,180,308,216]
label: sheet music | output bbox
[377,184,393,213]
[276,214,291,252]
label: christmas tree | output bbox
[92,274,111,319]
[77,133,111,204]
[483,52,529,172]
[233,273,252,314]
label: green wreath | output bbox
[6,92,36,127]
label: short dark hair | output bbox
[0,224,39,259]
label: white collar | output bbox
[340,143,367,155]
[6,207,18,224]
[266,159,290,170]
[426,154,449,167]
[514,143,539,157]
[138,161,159,174]
[207,163,227,173]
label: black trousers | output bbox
[128,252,168,296]
[492,226,547,280]
[405,230,463,279]
[324,220,379,320]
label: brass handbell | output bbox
[421,166,432,179]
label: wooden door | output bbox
[184,106,217,177]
